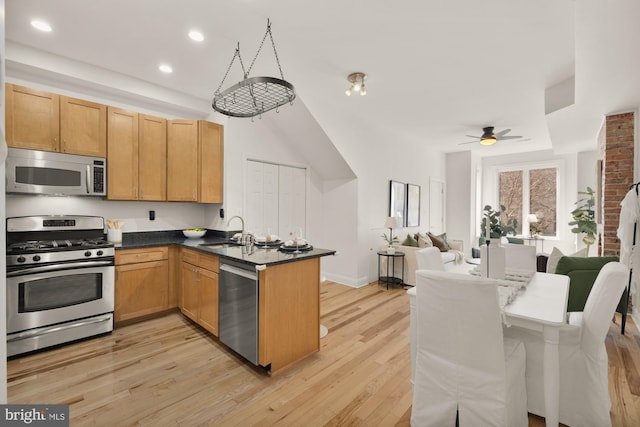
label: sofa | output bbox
[387,232,464,286]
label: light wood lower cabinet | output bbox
[115,247,170,323]
[180,248,219,336]
[259,257,320,372]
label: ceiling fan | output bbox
[459,126,525,146]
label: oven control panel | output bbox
[7,247,115,267]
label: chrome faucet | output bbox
[227,215,253,246]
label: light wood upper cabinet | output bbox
[5,83,60,152]
[199,120,224,203]
[167,120,199,201]
[107,110,167,201]
[139,114,167,201]
[5,83,107,157]
[107,107,139,200]
[167,119,224,203]
[60,96,107,157]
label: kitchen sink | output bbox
[199,241,244,249]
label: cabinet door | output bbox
[139,114,167,201]
[198,268,219,336]
[115,260,169,323]
[60,95,107,157]
[199,120,224,203]
[107,107,139,200]
[5,83,60,151]
[180,262,199,322]
[167,119,198,201]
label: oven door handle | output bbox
[7,314,113,342]
[7,260,114,277]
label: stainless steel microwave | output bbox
[5,148,106,196]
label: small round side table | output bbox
[377,250,405,289]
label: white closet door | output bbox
[246,161,279,235]
[279,165,307,239]
[246,161,306,238]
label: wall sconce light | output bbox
[345,72,367,96]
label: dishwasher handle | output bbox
[220,263,258,281]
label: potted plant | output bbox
[479,204,518,245]
[381,230,400,253]
[569,187,597,255]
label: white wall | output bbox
[446,151,477,255]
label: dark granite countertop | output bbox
[114,230,336,267]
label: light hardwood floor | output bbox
[7,281,640,426]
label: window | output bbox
[498,166,557,237]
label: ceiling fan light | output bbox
[480,136,497,146]
[345,87,352,96]
[360,84,367,96]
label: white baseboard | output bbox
[321,271,371,288]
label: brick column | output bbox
[601,112,635,256]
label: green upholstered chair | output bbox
[554,255,628,333]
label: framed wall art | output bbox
[389,180,406,227]
[406,183,421,227]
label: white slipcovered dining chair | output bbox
[503,244,537,272]
[408,247,445,383]
[504,261,629,426]
[411,270,528,426]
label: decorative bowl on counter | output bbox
[183,228,206,238]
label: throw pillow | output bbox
[428,232,449,252]
[415,232,433,248]
[507,237,525,244]
[402,234,419,247]
[546,247,588,273]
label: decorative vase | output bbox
[387,246,396,254]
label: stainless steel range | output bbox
[6,215,115,357]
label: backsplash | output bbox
[5,194,214,233]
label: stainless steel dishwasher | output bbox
[219,259,259,365]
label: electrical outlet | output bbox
[149,210,155,221]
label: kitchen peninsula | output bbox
[114,231,335,374]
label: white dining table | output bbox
[502,272,569,427]
[409,266,569,426]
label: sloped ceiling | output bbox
[4,0,640,163]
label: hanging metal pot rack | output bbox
[212,19,295,118]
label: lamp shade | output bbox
[527,214,538,223]
[384,216,399,229]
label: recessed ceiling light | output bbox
[31,20,52,32]
[188,30,204,42]
[159,64,173,74]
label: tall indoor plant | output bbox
[479,204,517,245]
[569,187,597,255]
